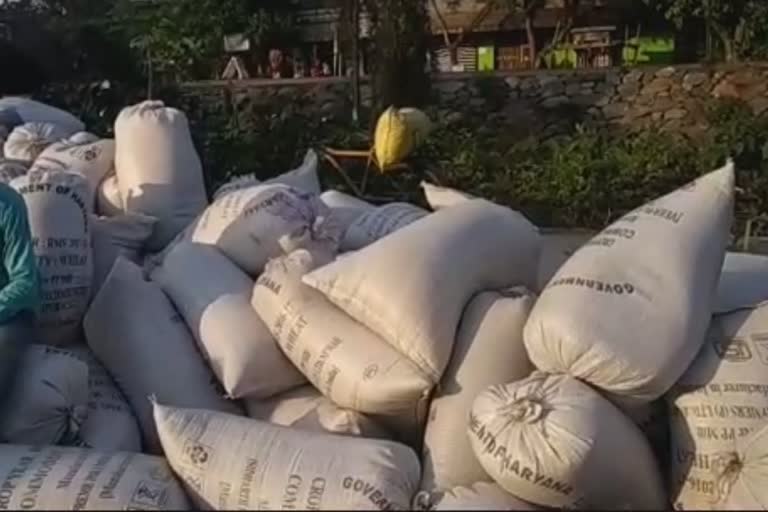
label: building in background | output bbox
[286,0,676,77]
[289,0,371,78]
[427,0,674,72]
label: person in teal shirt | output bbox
[0,183,40,413]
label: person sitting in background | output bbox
[0,183,40,415]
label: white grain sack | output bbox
[469,373,666,510]
[321,190,374,211]
[537,229,596,292]
[64,345,142,453]
[12,169,93,346]
[213,174,261,202]
[154,401,421,511]
[421,287,536,492]
[84,257,242,454]
[0,97,85,134]
[340,202,429,252]
[418,482,541,511]
[320,190,375,235]
[35,138,115,202]
[626,399,670,478]
[0,159,27,183]
[4,122,69,162]
[524,163,735,406]
[96,173,123,217]
[151,241,305,399]
[212,149,321,201]
[252,250,433,442]
[304,199,541,383]
[114,100,208,250]
[0,345,88,446]
[91,213,156,299]
[68,131,100,145]
[421,181,475,211]
[715,252,768,314]
[668,303,768,510]
[168,183,340,276]
[0,444,190,510]
[244,385,392,440]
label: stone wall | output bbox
[181,62,768,139]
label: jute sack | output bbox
[11,169,93,346]
[715,252,768,314]
[420,181,475,211]
[35,138,115,202]
[84,257,242,454]
[91,213,157,300]
[667,303,768,510]
[416,483,542,511]
[320,190,375,236]
[96,173,124,217]
[160,183,340,276]
[64,345,142,453]
[212,149,321,201]
[114,100,208,251]
[0,97,85,134]
[154,401,421,511]
[251,250,433,442]
[4,122,69,162]
[243,385,392,440]
[340,202,429,252]
[469,373,667,510]
[0,159,27,184]
[151,241,305,399]
[524,163,735,406]
[0,444,190,510]
[304,199,541,383]
[0,345,88,446]
[421,287,536,492]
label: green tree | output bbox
[0,0,141,84]
[114,0,296,82]
[645,0,768,62]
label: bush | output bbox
[34,82,768,235]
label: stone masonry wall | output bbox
[181,62,768,139]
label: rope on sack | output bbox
[411,490,435,511]
[711,451,743,505]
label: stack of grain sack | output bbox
[2,96,767,512]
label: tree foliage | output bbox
[0,0,144,88]
[114,0,296,82]
[645,0,768,61]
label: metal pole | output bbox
[351,0,361,124]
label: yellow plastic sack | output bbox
[374,107,432,171]
[400,107,432,147]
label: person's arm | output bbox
[0,193,39,324]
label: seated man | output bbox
[0,183,40,412]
